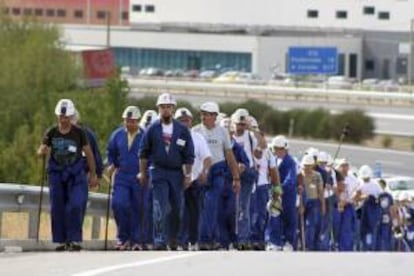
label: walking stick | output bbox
[36,155,46,242]
[332,123,350,161]
[104,173,113,250]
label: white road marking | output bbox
[71,252,202,276]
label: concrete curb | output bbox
[0,239,118,252]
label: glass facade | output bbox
[112,47,252,72]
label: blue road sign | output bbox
[288,47,338,74]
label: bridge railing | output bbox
[0,183,110,240]
[127,78,414,106]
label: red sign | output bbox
[82,49,116,87]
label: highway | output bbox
[288,138,414,177]
[1,251,412,276]
[130,90,414,136]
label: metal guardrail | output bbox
[127,78,414,106]
[0,183,109,240]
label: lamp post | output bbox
[408,19,414,92]
[106,11,111,48]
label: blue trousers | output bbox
[281,190,298,248]
[375,223,392,251]
[150,167,184,247]
[111,172,141,244]
[138,184,153,245]
[178,181,201,245]
[304,199,321,251]
[199,162,226,244]
[48,167,88,243]
[217,178,237,248]
[338,203,356,251]
[318,196,335,251]
[237,167,256,244]
[250,184,270,244]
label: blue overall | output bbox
[139,120,194,248]
[199,161,226,246]
[80,126,103,224]
[107,126,144,245]
[338,203,356,251]
[375,192,393,251]
[48,159,88,243]
[406,206,414,251]
[250,184,270,246]
[305,198,322,251]
[279,154,298,248]
[217,140,249,248]
[360,195,380,251]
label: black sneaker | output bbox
[55,243,67,252]
[68,242,82,251]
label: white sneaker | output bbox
[283,242,293,251]
[266,243,282,251]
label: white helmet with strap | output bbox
[55,99,76,117]
[122,106,141,119]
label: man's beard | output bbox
[161,114,172,123]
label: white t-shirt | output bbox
[192,124,231,165]
[233,131,258,168]
[191,130,212,181]
[161,123,173,152]
[357,178,382,198]
[255,149,276,186]
[344,173,360,203]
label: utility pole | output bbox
[106,11,111,48]
[409,19,414,92]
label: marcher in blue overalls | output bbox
[375,179,394,251]
[37,99,98,251]
[107,106,145,250]
[139,93,194,250]
[300,154,325,251]
[71,109,103,224]
[192,102,241,250]
[137,109,158,249]
[216,118,249,249]
[270,135,297,251]
[175,107,212,250]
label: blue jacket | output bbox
[82,125,103,178]
[107,126,144,175]
[278,153,297,193]
[139,119,194,170]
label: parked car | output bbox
[382,176,414,200]
[212,71,240,83]
[324,75,354,89]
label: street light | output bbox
[408,18,414,92]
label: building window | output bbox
[307,10,318,18]
[74,10,83,18]
[23,8,32,16]
[378,11,390,20]
[336,10,347,19]
[122,11,129,20]
[363,6,375,15]
[132,5,142,12]
[365,59,375,71]
[57,9,66,17]
[12,7,21,16]
[97,10,108,19]
[46,9,55,17]
[34,9,43,16]
[145,5,155,13]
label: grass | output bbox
[1,212,117,240]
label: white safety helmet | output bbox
[306,147,319,158]
[122,106,141,120]
[231,108,249,124]
[271,135,289,149]
[398,191,412,202]
[219,118,231,129]
[139,110,158,128]
[247,115,259,131]
[200,101,219,114]
[317,151,330,163]
[55,99,76,117]
[174,107,193,119]
[215,112,227,124]
[358,165,373,179]
[301,154,315,166]
[156,92,177,106]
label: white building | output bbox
[62,0,414,80]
